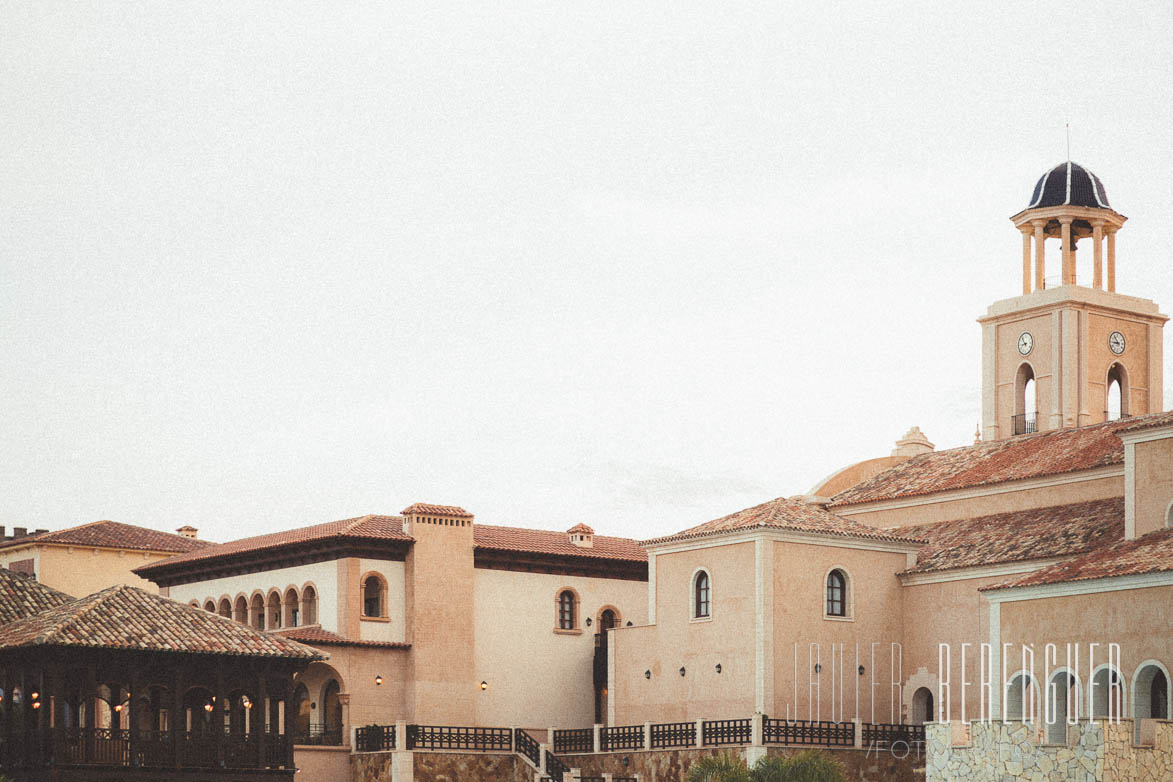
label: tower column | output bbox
[1107,228,1117,292]
[1060,217,1075,285]
[1021,228,1032,294]
[1092,221,1104,289]
[1032,220,1046,290]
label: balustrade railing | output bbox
[862,722,925,747]
[601,724,644,751]
[763,717,854,747]
[356,724,396,752]
[514,728,541,766]
[702,718,752,746]
[651,720,695,748]
[544,749,569,782]
[406,724,511,752]
[553,727,593,754]
[41,728,291,770]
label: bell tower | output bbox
[979,161,1167,440]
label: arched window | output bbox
[302,585,318,625]
[250,593,265,630]
[1131,662,1169,743]
[284,587,300,627]
[234,595,248,624]
[1045,671,1078,744]
[557,590,576,630]
[322,679,342,741]
[912,686,934,725]
[599,608,617,631]
[826,569,847,617]
[1005,672,1038,722]
[1091,666,1125,719]
[1014,363,1037,435]
[203,600,215,612]
[692,570,711,619]
[267,592,282,629]
[217,598,231,618]
[292,684,310,743]
[362,575,385,618]
[1107,363,1129,420]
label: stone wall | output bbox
[351,750,532,782]
[559,745,922,782]
[925,720,1173,782]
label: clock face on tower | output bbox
[1109,331,1126,355]
[1017,332,1034,356]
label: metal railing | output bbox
[293,722,344,746]
[407,724,511,752]
[1012,412,1038,435]
[702,718,752,746]
[355,724,395,752]
[862,722,925,747]
[601,724,644,751]
[544,749,569,782]
[763,717,854,747]
[514,728,541,767]
[553,727,593,754]
[43,728,291,769]
[651,721,695,749]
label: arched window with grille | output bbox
[556,589,577,630]
[826,569,848,618]
[302,585,318,625]
[692,570,711,619]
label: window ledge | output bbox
[553,628,584,635]
[690,615,713,624]
[823,615,854,622]
[361,615,391,623]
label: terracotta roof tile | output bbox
[829,418,1142,507]
[566,523,595,535]
[474,525,647,562]
[983,526,1173,590]
[0,569,72,626]
[893,498,1124,574]
[401,503,473,518]
[644,496,925,546]
[135,515,411,575]
[272,626,410,649]
[0,584,325,658]
[1116,410,1173,434]
[0,520,213,554]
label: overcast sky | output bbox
[4,2,1173,544]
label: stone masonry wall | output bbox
[560,746,922,782]
[926,720,1173,782]
[352,750,533,782]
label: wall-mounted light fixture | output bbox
[715,664,722,674]
[858,666,865,676]
[204,703,214,712]
[374,675,383,686]
[814,663,822,674]
[480,681,488,691]
[644,670,651,680]
[32,701,41,710]
[622,756,630,767]
[679,667,686,677]
[585,617,592,627]
[626,621,633,627]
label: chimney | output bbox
[566,523,595,548]
[175,525,199,539]
[13,527,27,538]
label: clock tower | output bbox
[980,162,1168,440]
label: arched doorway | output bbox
[1014,363,1037,434]
[912,687,934,725]
[1045,671,1078,744]
[322,679,342,743]
[292,683,310,742]
[1091,666,1125,719]
[1005,673,1037,722]
[1107,363,1129,420]
[1131,663,1169,743]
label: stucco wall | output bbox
[30,545,175,596]
[472,566,646,729]
[612,541,757,724]
[168,560,342,632]
[1132,437,1173,538]
[771,541,907,723]
[293,745,350,782]
[297,646,411,730]
[836,473,1122,529]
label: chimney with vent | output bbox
[567,523,595,548]
[891,427,935,459]
[175,525,199,539]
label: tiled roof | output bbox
[1116,411,1173,434]
[474,525,647,562]
[829,418,1141,507]
[0,520,213,554]
[272,626,411,650]
[893,498,1124,575]
[566,523,595,535]
[401,503,473,518]
[0,584,325,658]
[135,515,412,575]
[984,527,1173,591]
[643,496,925,546]
[0,569,72,626]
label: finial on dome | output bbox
[892,426,935,458]
[974,423,982,444]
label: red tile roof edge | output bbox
[641,521,924,547]
[980,527,1173,591]
[0,520,213,554]
[272,627,411,650]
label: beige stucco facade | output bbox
[0,542,178,596]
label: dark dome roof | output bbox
[1026,162,1111,210]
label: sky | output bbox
[4,2,1173,544]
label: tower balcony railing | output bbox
[1011,413,1038,435]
